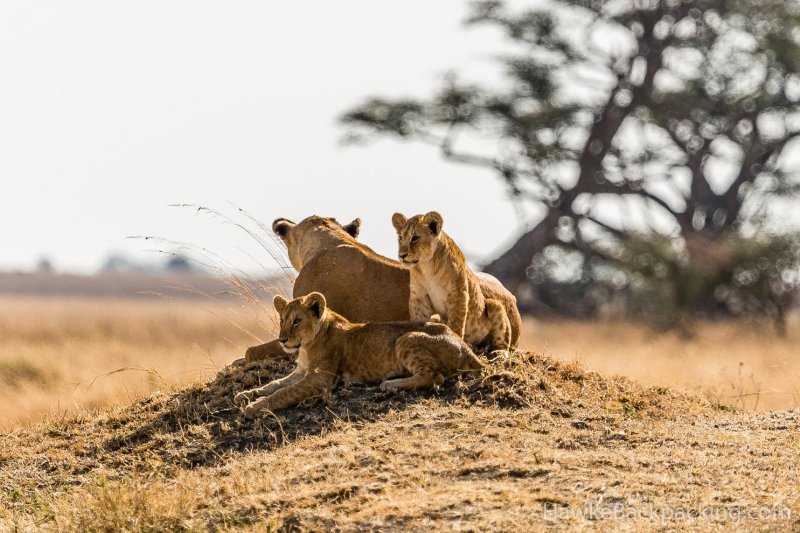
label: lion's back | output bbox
[294,245,410,323]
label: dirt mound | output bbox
[1,350,706,497]
[14,352,793,531]
[97,350,705,472]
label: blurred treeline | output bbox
[342,0,800,333]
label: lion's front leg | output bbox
[231,339,294,366]
[234,367,305,406]
[243,369,336,417]
[485,298,512,360]
[446,283,469,339]
[245,339,294,363]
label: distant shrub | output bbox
[623,233,800,334]
[521,233,800,334]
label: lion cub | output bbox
[392,211,517,359]
[235,292,484,417]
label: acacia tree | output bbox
[342,0,800,326]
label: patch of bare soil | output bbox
[1,351,798,531]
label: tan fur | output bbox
[236,292,484,416]
[392,211,521,358]
[243,215,410,362]
[243,214,520,363]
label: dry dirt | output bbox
[2,350,798,531]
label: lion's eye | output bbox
[410,236,419,245]
[292,318,301,327]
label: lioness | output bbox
[235,292,484,416]
[243,214,521,362]
[392,211,521,359]
[243,215,410,362]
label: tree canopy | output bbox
[342,0,800,329]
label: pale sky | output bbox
[1,1,535,274]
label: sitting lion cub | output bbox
[235,292,484,417]
[392,211,518,359]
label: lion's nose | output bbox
[399,252,408,259]
[278,336,288,343]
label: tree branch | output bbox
[586,179,687,229]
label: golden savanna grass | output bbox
[2,295,800,530]
[526,316,800,412]
[0,296,270,429]
[1,296,797,430]
[2,337,799,530]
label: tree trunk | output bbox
[483,211,559,297]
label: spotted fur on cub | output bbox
[235,292,484,416]
[392,211,521,359]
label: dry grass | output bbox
[0,296,273,429]
[2,296,796,432]
[2,297,800,530]
[524,316,800,412]
[1,350,798,530]
[0,271,233,299]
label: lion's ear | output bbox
[272,218,296,239]
[303,292,327,318]
[391,213,407,232]
[342,218,361,238]
[273,294,289,313]
[424,211,443,236]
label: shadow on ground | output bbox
[2,349,702,499]
[97,351,552,471]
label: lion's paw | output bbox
[234,390,256,406]
[488,349,510,362]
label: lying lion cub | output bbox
[235,292,484,417]
[392,211,519,359]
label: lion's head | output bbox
[391,211,444,267]
[272,215,361,270]
[272,292,328,352]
